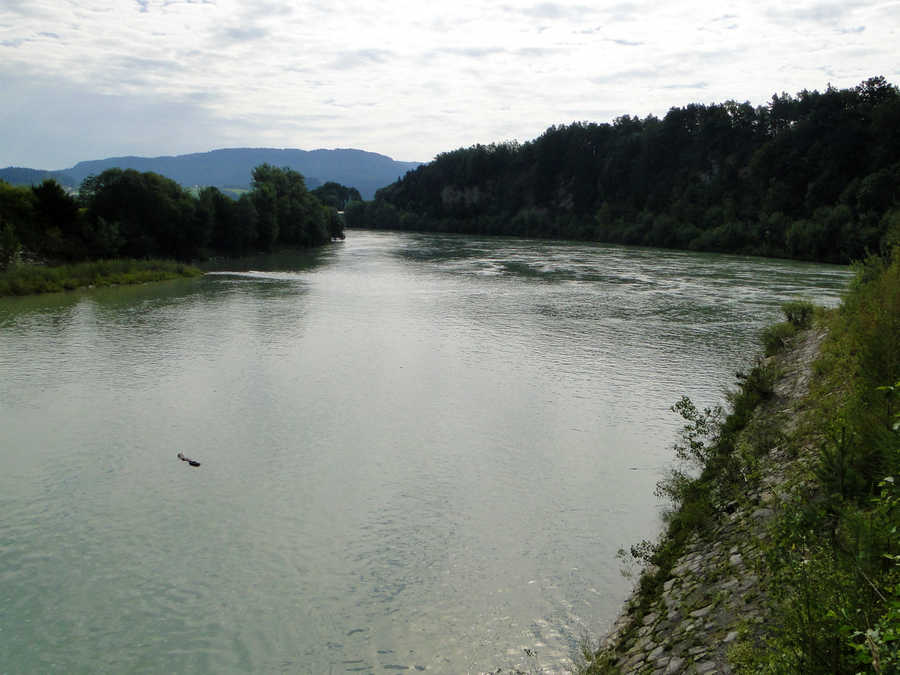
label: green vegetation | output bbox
[0,259,202,296]
[743,251,900,674]
[311,181,362,210]
[761,299,816,356]
[582,248,900,673]
[350,77,900,264]
[0,163,349,294]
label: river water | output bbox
[0,231,851,673]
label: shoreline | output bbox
[0,259,203,297]
[584,326,827,674]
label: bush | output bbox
[762,321,797,356]
[783,299,815,328]
[762,300,816,356]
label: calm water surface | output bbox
[0,231,851,673]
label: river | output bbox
[0,230,851,673]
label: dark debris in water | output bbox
[176,451,201,467]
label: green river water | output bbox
[0,231,852,673]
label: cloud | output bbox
[606,38,643,46]
[160,0,217,7]
[218,25,270,44]
[1,0,52,18]
[330,49,394,70]
[517,2,595,19]
[766,1,868,25]
[435,47,507,59]
[662,82,709,90]
[599,2,653,22]
[665,46,743,67]
[590,68,658,86]
[514,47,563,58]
[117,55,186,74]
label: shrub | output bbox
[782,299,815,328]
[762,321,797,356]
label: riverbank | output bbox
[583,326,824,674]
[0,259,203,296]
[581,251,899,674]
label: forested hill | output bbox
[1,148,421,200]
[349,77,900,264]
[0,168,76,189]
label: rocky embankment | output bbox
[590,327,827,674]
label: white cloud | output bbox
[0,0,897,168]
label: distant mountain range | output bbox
[0,148,423,200]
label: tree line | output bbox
[347,76,900,264]
[0,164,347,269]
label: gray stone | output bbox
[695,661,719,674]
[729,553,743,567]
[648,644,666,661]
[665,656,685,673]
[724,630,739,643]
[634,636,652,652]
[623,654,645,670]
[752,507,774,519]
[690,604,714,619]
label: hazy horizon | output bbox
[1,146,425,172]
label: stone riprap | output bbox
[588,328,826,674]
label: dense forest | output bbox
[0,164,345,270]
[310,181,362,209]
[348,77,900,264]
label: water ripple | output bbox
[0,231,851,673]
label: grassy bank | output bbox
[583,248,900,673]
[0,259,203,296]
[739,250,900,673]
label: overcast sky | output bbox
[1,0,897,169]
